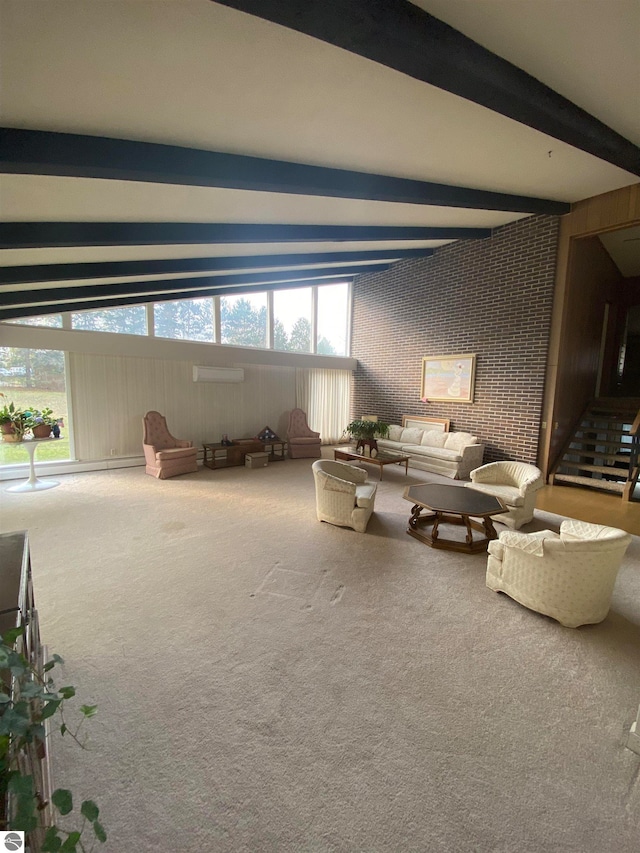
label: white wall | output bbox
[69,351,296,460]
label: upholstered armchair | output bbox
[465,461,545,529]
[312,459,377,533]
[486,519,632,627]
[142,411,199,479]
[287,408,321,458]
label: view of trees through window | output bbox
[221,294,267,348]
[155,298,213,342]
[0,347,71,466]
[72,305,147,335]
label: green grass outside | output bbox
[0,386,71,466]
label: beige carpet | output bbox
[1,454,640,852]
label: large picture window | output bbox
[0,347,71,466]
[273,287,312,353]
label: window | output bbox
[0,347,71,466]
[220,294,267,348]
[5,314,63,328]
[72,305,147,335]
[273,287,312,353]
[317,282,349,355]
[154,298,214,342]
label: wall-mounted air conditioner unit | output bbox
[192,365,245,383]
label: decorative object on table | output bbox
[486,519,632,627]
[287,408,321,458]
[342,419,389,456]
[221,434,233,446]
[465,461,545,529]
[420,353,476,403]
[24,407,58,439]
[0,394,26,442]
[256,426,280,442]
[142,411,199,479]
[312,459,378,533]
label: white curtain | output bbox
[296,368,351,444]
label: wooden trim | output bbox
[0,222,492,249]
[402,415,450,432]
[216,0,640,177]
[0,128,570,214]
[0,248,433,285]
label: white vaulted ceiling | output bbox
[0,0,638,317]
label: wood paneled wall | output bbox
[69,352,296,461]
[541,182,640,474]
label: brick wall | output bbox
[351,214,559,464]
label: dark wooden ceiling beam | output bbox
[1,264,386,309]
[215,0,640,177]
[0,128,570,214]
[0,221,491,249]
[0,277,352,321]
[0,248,432,285]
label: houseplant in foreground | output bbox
[0,626,106,851]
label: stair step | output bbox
[570,442,629,454]
[576,427,630,438]
[554,473,625,493]
[565,452,630,464]
[559,460,629,477]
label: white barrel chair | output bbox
[486,519,632,627]
[312,459,377,533]
[465,461,544,529]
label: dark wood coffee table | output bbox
[333,445,410,480]
[404,483,505,553]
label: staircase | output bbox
[550,398,640,500]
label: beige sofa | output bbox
[375,416,484,479]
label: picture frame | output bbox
[420,354,476,403]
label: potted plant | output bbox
[0,394,26,443]
[24,407,58,439]
[343,419,390,456]
[0,626,106,851]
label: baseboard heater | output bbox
[192,365,244,383]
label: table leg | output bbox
[463,514,474,546]
[483,517,498,540]
[6,440,59,493]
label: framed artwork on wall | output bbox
[421,353,476,403]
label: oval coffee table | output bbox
[404,483,505,553]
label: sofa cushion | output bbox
[421,429,447,448]
[400,427,423,444]
[403,445,463,462]
[387,425,404,442]
[444,431,477,451]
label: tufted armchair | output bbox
[486,519,632,627]
[287,408,321,458]
[312,459,377,533]
[465,461,545,529]
[142,411,199,479]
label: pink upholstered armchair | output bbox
[142,411,199,479]
[287,408,321,458]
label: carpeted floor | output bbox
[1,454,640,852]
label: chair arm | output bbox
[143,444,159,465]
[499,529,560,556]
[470,462,499,484]
[174,439,193,448]
[322,474,357,495]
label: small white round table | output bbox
[6,437,60,493]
